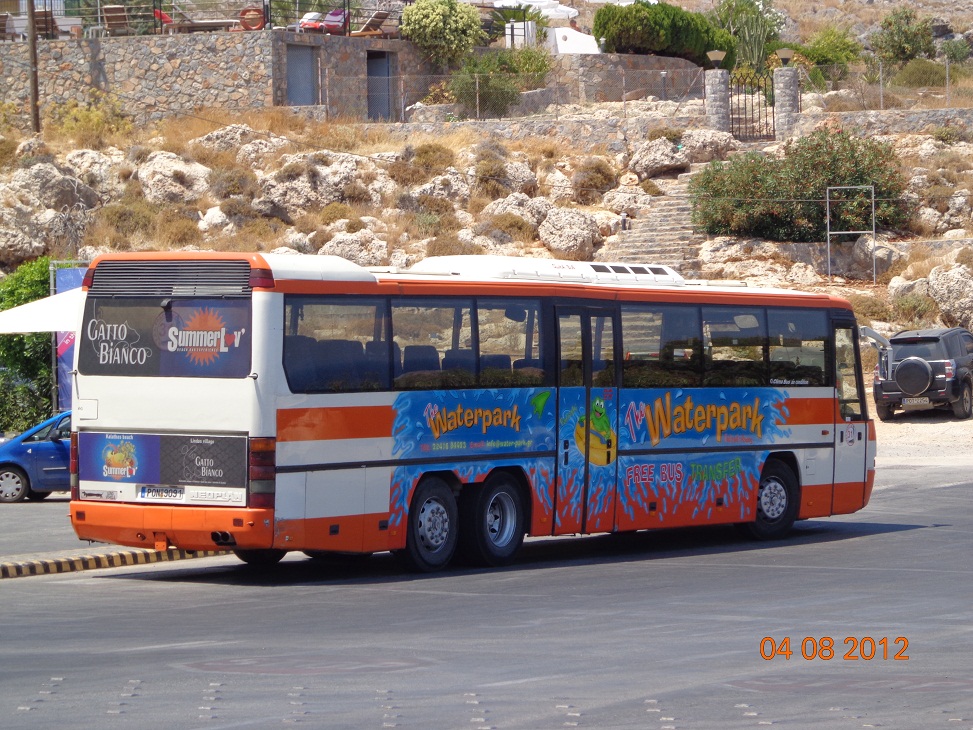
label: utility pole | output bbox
[26,1,41,134]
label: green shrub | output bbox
[209,166,258,200]
[647,127,684,144]
[594,1,736,67]
[400,0,484,69]
[892,58,953,87]
[0,258,53,428]
[417,194,455,215]
[942,38,971,65]
[475,157,511,199]
[803,26,862,67]
[45,92,133,149]
[450,54,522,119]
[892,293,938,326]
[489,212,536,241]
[572,157,617,205]
[320,202,354,225]
[689,129,908,243]
[426,234,484,256]
[871,8,934,68]
[0,137,19,171]
[846,294,891,324]
[99,200,158,237]
[640,179,663,195]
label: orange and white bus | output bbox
[69,252,875,571]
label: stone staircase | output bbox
[596,166,708,276]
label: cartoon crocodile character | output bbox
[587,397,613,444]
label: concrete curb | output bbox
[0,548,226,579]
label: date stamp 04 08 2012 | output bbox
[760,636,910,661]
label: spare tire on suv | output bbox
[872,327,973,421]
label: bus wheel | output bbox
[400,477,458,572]
[233,549,287,567]
[460,474,525,567]
[744,461,798,540]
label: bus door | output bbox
[832,321,869,512]
[554,306,619,535]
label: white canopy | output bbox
[0,288,84,334]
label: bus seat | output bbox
[316,339,364,390]
[443,348,475,374]
[402,345,440,373]
[283,334,318,392]
[365,340,401,376]
[514,358,540,370]
[480,354,511,372]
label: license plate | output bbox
[901,397,929,406]
[139,486,185,500]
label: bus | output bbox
[69,252,875,571]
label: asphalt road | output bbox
[2,418,972,729]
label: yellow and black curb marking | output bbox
[1,549,226,579]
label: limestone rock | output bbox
[928,264,973,328]
[10,163,100,211]
[538,207,602,260]
[628,138,689,180]
[138,151,211,204]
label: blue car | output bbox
[0,412,71,503]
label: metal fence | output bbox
[800,60,973,112]
[320,68,707,123]
[0,1,400,39]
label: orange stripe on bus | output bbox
[277,406,396,442]
[771,397,836,426]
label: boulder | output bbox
[928,264,973,328]
[541,168,574,202]
[888,275,929,301]
[10,163,100,211]
[413,167,470,204]
[190,124,259,152]
[316,229,388,266]
[538,207,602,260]
[481,193,552,228]
[138,151,210,204]
[64,149,125,199]
[679,129,738,163]
[628,138,689,180]
[601,188,654,217]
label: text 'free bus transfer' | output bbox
[69,253,876,570]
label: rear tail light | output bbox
[70,431,79,500]
[248,437,276,509]
[945,361,955,379]
[249,267,275,289]
[873,364,880,384]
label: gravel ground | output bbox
[871,397,973,462]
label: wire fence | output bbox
[800,59,973,112]
[319,68,707,123]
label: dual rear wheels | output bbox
[397,473,526,572]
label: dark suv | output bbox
[872,327,973,421]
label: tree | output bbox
[870,8,935,69]
[401,0,484,70]
[592,1,735,67]
[708,0,783,68]
[0,257,54,432]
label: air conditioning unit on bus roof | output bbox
[406,256,685,285]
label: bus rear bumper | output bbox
[70,501,275,552]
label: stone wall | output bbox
[794,107,973,137]
[0,30,434,128]
[555,54,702,105]
[0,31,275,126]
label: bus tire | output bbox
[459,473,525,567]
[233,548,287,567]
[399,477,458,572]
[743,460,799,540]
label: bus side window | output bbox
[478,298,546,387]
[768,309,827,387]
[621,304,701,387]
